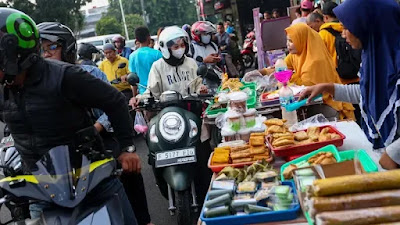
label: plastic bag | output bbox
[289,114,332,132]
[134,111,148,134]
[243,70,278,92]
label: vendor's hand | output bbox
[299,83,334,104]
[129,97,139,108]
[199,85,208,94]
[94,122,104,133]
[203,53,221,63]
[379,152,399,170]
[120,75,128,83]
[118,152,141,173]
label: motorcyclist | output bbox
[145,26,207,99]
[0,9,138,224]
[113,35,132,59]
[189,21,221,66]
[77,42,100,66]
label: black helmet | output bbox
[78,42,99,60]
[37,22,77,63]
[0,8,40,83]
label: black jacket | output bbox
[1,59,134,168]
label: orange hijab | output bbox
[285,23,355,120]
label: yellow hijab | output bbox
[285,23,355,120]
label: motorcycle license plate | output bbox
[155,148,196,168]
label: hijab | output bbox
[285,23,355,120]
[334,0,400,149]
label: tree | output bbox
[96,16,122,35]
[5,0,91,31]
[124,14,145,38]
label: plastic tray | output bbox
[208,152,274,173]
[267,125,345,160]
[280,145,341,181]
[260,93,301,107]
[338,150,378,173]
[205,82,257,116]
[200,181,300,225]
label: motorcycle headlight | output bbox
[189,120,198,138]
[159,112,185,142]
[149,125,158,143]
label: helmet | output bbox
[0,8,40,82]
[78,42,99,60]
[159,26,190,59]
[112,35,125,48]
[37,22,77,63]
[191,21,216,43]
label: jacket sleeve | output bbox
[61,66,134,153]
[147,63,162,99]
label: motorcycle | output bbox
[128,70,212,225]
[0,132,123,224]
[241,31,256,69]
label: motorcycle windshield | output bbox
[29,145,92,208]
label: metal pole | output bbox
[118,0,130,40]
[140,0,148,26]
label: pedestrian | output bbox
[300,0,400,170]
[113,35,132,59]
[224,21,235,34]
[306,12,324,32]
[292,0,313,25]
[272,8,280,18]
[99,43,133,102]
[128,26,162,107]
[190,21,220,66]
[295,7,302,19]
[216,22,239,77]
[264,11,272,21]
[285,23,355,120]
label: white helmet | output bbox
[158,26,190,59]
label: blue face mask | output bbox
[201,34,211,44]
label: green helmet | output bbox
[0,7,40,82]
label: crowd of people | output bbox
[0,0,399,223]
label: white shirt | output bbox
[190,42,218,65]
[291,17,307,25]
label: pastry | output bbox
[250,132,265,137]
[330,133,341,139]
[253,152,270,160]
[307,126,321,137]
[264,118,286,126]
[267,125,285,134]
[249,136,265,146]
[294,131,309,141]
[250,145,266,154]
[272,132,294,139]
[272,138,295,147]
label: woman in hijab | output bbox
[300,0,400,169]
[285,23,355,120]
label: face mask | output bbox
[172,48,185,59]
[201,34,211,44]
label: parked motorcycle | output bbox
[241,31,256,69]
[128,69,212,225]
[0,133,124,224]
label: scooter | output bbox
[0,131,124,224]
[241,31,256,69]
[128,70,212,225]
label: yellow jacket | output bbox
[99,55,131,91]
[319,22,359,84]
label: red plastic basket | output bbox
[267,125,345,161]
[207,152,274,173]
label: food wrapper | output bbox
[311,170,400,197]
[315,205,400,225]
[309,189,400,219]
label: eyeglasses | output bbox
[41,43,60,56]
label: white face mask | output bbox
[172,48,185,59]
[201,34,211,44]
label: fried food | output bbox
[250,145,266,155]
[294,131,309,141]
[249,136,265,146]
[264,118,286,126]
[267,125,285,134]
[330,133,341,139]
[272,132,294,139]
[232,157,254,163]
[231,145,250,152]
[253,152,270,161]
[307,126,321,138]
[221,78,244,91]
[250,132,265,137]
[272,138,295,147]
[231,150,251,159]
[283,164,298,180]
[308,152,336,165]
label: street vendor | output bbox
[285,23,355,121]
[300,0,400,170]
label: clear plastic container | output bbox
[274,58,287,73]
[243,108,257,128]
[221,129,237,142]
[228,91,248,114]
[279,84,298,127]
[238,128,251,142]
[226,111,242,132]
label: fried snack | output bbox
[272,132,294,139]
[264,118,286,126]
[253,152,271,161]
[315,206,400,225]
[250,132,265,137]
[231,145,250,152]
[330,133,341,139]
[212,154,230,164]
[267,125,285,134]
[249,136,265,146]
[221,78,243,91]
[320,127,330,135]
[214,147,230,154]
[232,157,254,163]
[311,170,400,197]
[250,145,266,155]
[309,189,400,219]
[308,152,336,165]
[309,135,319,142]
[307,126,321,137]
[283,164,297,180]
[231,150,251,159]
[272,138,295,147]
[294,131,309,141]
[318,134,332,142]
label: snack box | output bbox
[266,125,345,160]
[260,92,301,107]
[200,181,300,225]
[205,82,257,116]
[208,152,274,173]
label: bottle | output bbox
[274,58,287,72]
[279,82,298,127]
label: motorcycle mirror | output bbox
[118,63,126,69]
[197,65,208,77]
[127,73,140,86]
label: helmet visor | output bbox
[166,37,188,49]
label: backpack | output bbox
[324,28,362,80]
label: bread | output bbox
[249,136,265,146]
[294,131,309,141]
[250,145,266,155]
